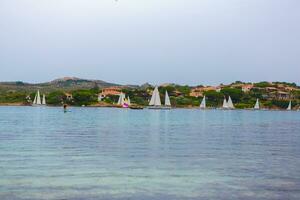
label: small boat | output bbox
[287,100,292,111]
[227,96,235,109]
[129,105,144,110]
[254,99,260,110]
[32,90,46,106]
[200,96,206,109]
[222,97,228,109]
[117,93,125,106]
[42,94,46,105]
[148,86,171,109]
[117,93,130,108]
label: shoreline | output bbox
[0,103,298,111]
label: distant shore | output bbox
[0,103,298,111]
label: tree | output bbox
[254,82,273,88]
[221,87,243,102]
[72,90,97,106]
[175,85,191,96]
[47,91,67,105]
[203,90,223,107]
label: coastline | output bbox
[0,103,298,111]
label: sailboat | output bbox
[117,93,124,105]
[200,96,206,109]
[287,100,292,111]
[254,99,260,110]
[32,90,43,106]
[127,96,131,106]
[222,97,228,109]
[227,96,235,109]
[117,93,129,108]
[164,90,171,108]
[42,94,46,105]
[148,86,171,109]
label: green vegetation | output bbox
[0,91,28,104]
[254,81,274,88]
[0,81,299,109]
[72,89,98,106]
[46,91,67,105]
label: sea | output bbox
[0,106,300,200]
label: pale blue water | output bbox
[0,107,300,200]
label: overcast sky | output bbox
[0,0,299,85]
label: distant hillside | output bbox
[0,77,119,93]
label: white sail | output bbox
[117,93,125,105]
[287,100,292,110]
[254,99,260,109]
[222,98,228,109]
[127,96,131,105]
[36,90,42,105]
[227,96,234,109]
[200,96,206,109]
[165,90,171,106]
[42,94,46,105]
[33,94,37,104]
[149,86,161,106]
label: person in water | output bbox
[63,104,68,112]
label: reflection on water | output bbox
[0,107,300,200]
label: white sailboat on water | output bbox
[222,97,228,109]
[117,93,129,108]
[42,94,46,105]
[287,100,292,111]
[165,90,171,107]
[32,90,44,106]
[254,99,260,110]
[127,96,131,106]
[148,86,171,109]
[227,96,235,109]
[117,93,124,105]
[200,96,206,109]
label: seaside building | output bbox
[65,93,73,100]
[242,84,254,92]
[190,86,217,97]
[98,87,122,101]
[277,91,290,100]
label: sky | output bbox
[0,0,299,86]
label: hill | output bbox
[0,77,118,93]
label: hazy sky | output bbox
[0,0,299,85]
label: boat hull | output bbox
[148,106,171,110]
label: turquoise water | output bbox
[0,107,300,200]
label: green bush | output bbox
[0,92,27,103]
[72,90,97,106]
[47,91,67,105]
[204,90,223,107]
[221,87,243,103]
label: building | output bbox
[98,87,122,101]
[65,93,73,100]
[277,91,290,100]
[100,87,122,96]
[242,84,254,92]
[190,86,219,97]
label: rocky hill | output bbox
[0,77,118,93]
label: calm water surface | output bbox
[0,106,300,200]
